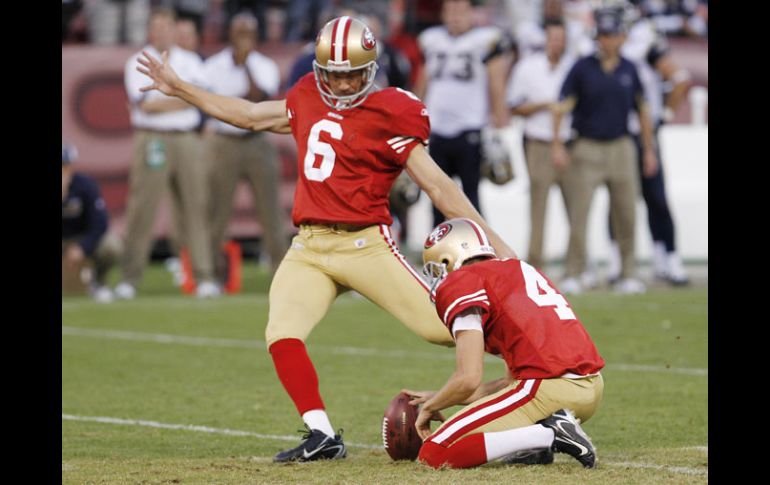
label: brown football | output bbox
[382,391,423,461]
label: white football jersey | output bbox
[419,26,512,137]
[622,19,667,131]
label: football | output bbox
[382,391,423,461]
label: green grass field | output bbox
[62,261,707,484]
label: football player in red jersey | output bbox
[403,218,605,469]
[136,16,517,462]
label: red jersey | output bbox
[434,258,605,379]
[285,73,430,227]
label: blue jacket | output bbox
[62,173,109,256]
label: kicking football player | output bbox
[403,218,604,469]
[136,16,517,462]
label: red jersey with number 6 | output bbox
[285,73,430,227]
[434,258,605,379]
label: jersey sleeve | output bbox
[285,72,314,132]
[482,28,516,63]
[646,34,670,67]
[387,90,431,166]
[435,270,491,335]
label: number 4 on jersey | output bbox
[521,262,576,320]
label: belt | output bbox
[524,136,554,144]
[299,223,372,233]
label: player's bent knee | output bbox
[265,323,307,349]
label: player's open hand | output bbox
[136,50,180,97]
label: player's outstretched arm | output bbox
[136,50,290,134]
[406,144,517,259]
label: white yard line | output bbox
[603,460,707,476]
[61,414,380,450]
[62,326,708,376]
[62,414,707,475]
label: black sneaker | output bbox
[538,409,596,468]
[273,427,347,463]
[501,448,554,465]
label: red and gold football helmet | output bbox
[422,218,497,291]
[313,16,379,109]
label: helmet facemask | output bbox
[312,60,379,110]
[422,219,497,296]
[313,16,380,110]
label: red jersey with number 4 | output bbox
[434,258,605,379]
[285,73,430,227]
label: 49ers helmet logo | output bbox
[424,223,452,249]
[362,27,376,50]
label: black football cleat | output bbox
[273,426,347,463]
[501,448,554,465]
[538,409,596,468]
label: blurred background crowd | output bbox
[61,0,707,302]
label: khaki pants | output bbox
[265,224,453,347]
[120,130,213,286]
[563,137,639,279]
[428,374,604,446]
[204,132,288,276]
[524,138,569,269]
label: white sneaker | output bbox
[91,286,114,304]
[560,277,583,294]
[613,278,646,294]
[664,253,690,286]
[196,281,221,299]
[607,242,622,284]
[114,282,136,300]
[580,269,599,289]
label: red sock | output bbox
[419,434,488,469]
[269,338,325,415]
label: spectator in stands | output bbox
[169,0,209,38]
[62,0,84,42]
[202,12,288,277]
[635,0,707,38]
[507,19,576,273]
[415,0,515,227]
[62,142,123,303]
[175,16,201,56]
[512,0,594,60]
[552,6,656,294]
[284,0,334,41]
[116,7,219,300]
[83,0,149,45]
[222,0,270,42]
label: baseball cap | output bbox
[594,8,625,35]
[62,142,78,165]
